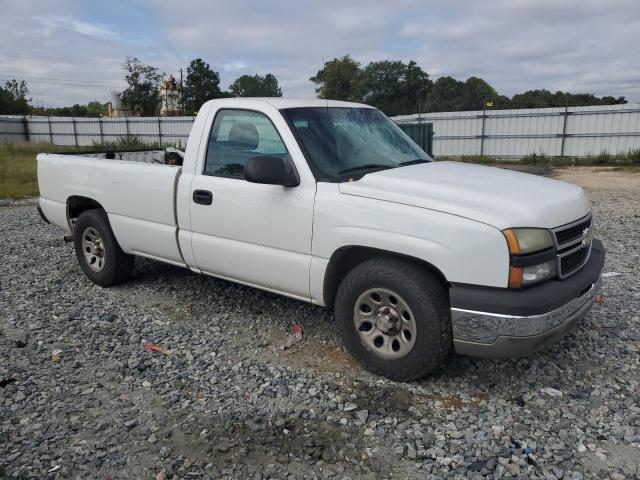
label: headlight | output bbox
[509,259,557,288]
[503,228,554,255]
[522,259,556,285]
[503,228,556,288]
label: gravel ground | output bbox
[1,167,639,480]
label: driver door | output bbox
[188,108,315,300]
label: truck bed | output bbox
[37,148,186,267]
[53,148,184,165]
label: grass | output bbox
[0,142,67,199]
[448,148,640,167]
[0,138,180,199]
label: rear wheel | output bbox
[73,209,133,287]
[335,257,451,381]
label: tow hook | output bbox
[63,235,74,243]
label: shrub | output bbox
[521,152,550,165]
[619,148,640,166]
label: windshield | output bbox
[281,107,431,181]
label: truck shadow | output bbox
[126,257,598,394]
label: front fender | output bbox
[309,184,509,305]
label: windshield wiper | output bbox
[398,159,429,166]
[338,164,394,175]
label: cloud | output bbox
[149,0,640,100]
[39,16,119,42]
[222,61,249,71]
[1,0,639,107]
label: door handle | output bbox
[192,189,213,205]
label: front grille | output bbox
[560,247,590,276]
[555,217,592,247]
[552,213,593,278]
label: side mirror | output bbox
[244,156,299,187]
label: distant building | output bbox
[107,76,183,117]
[107,92,131,118]
[159,76,183,116]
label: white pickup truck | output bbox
[37,98,604,380]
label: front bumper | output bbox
[451,239,604,358]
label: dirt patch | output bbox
[552,167,640,215]
[580,441,640,477]
[552,166,640,192]
[286,342,361,374]
[250,328,362,375]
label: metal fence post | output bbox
[47,116,53,144]
[479,108,487,156]
[559,106,569,157]
[71,117,78,146]
[157,117,162,145]
[22,115,29,142]
[125,117,130,138]
[98,117,104,144]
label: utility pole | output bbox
[180,68,184,115]
[479,103,486,156]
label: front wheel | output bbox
[335,258,452,381]
[73,209,134,287]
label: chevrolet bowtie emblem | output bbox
[582,227,593,246]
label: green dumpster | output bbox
[397,123,433,157]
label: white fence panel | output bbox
[2,104,640,158]
[0,117,25,142]
[393,103,640,158]
[0,115,198,147]
[101,118,127,143]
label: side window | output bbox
[204,109,289,179]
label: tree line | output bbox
[0,54,627,117]
[310,55,627,116]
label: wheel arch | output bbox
[66,196,105,232]
[323,245,449,308]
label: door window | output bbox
[204,109,289,179]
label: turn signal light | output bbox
[503,230,520,255]
[508,266,523,288]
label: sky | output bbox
[1,0,639,107]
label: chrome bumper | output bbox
[452,277,601,358]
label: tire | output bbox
[73,209,134,287]
[335,257,452,381]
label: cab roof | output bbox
[207,97,375,110]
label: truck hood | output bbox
[338,161,591,230]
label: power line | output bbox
[0,76,123,89]
[0,48,120,66]
[1,71,119,83]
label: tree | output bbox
[310,55,362,101]
[86,101,108,117]
[121,57,162,116]
[183,58,222,114]
[31,101,109,117]
[600,96,627,105]
[424,76,466,112]
[0,79,31,115]
[510,89,627,109]
[229,73,282,97]
[424,76,508,112]
[360,60,432,116]
[461,77,510,110]
[5,79,30,102]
